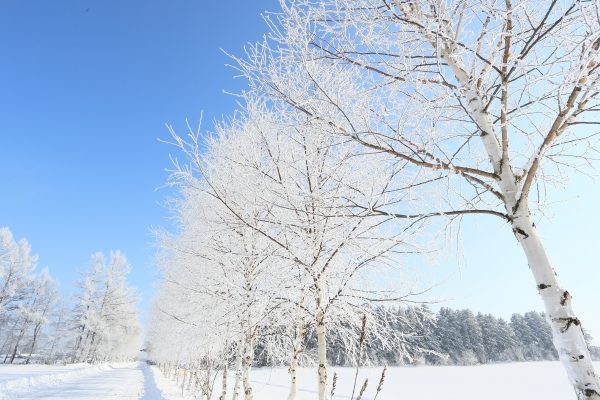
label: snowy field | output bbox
[0,361,598,399]
[249,362,600,400]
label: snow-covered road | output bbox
[0,362,186,400]
[12,364,142,399]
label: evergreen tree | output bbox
[434,308,464,365]
[456,309,485,364]
[524,312,558,360]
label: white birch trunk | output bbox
[242,335,255,400]
[287,323,304,400]
[205,363,213,400]
[220,356,228,400]
[435,38,600,399]
[512,212,600,399]
[488,93,599,400]
[231,340,243,400]
[316,310,327,400]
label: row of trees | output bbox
[148,104,418,400]
[372,307,598,366]
[261,306,600,367]
[424,308,559,365]
[0,227,141,364]
[151,1,600,399]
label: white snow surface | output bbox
[0,363,94,384]
[245,362,600,399]
[0,362,190,400]
[0,361,598,399]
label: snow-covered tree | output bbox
[390,305,443,365]
[0,229,139,364]
[510,311,557,361]
[1,272,58,364]
[477,313,519,363]
[0,228,36,319]
[149,179,287,400]
[17,270,58,364]
[235,1,600,396]
[0,228,63,364]
[155,97,423,400]
[73,251,141,363]
[44,304,73,363]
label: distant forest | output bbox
[257,306,600,367]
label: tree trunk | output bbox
[9,343,18,364]
[231,340,243,400]
[187,367,194,391]
[220,355,229,400]
[83,331,96,363]
[439,43,600,398]
[9,321,28,364]
[192,371,198,393]
[0,321,18,363]
[316,311,327,400]
[26,323,42,364]
[9,326,27,364]
[75,330,86,363]
[287,323,305,400]
[206,362,214,400]
[242,334,255,400]
[181,369,187,396]
[511,211,600,399]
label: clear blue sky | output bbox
[0,0,279,317]
[0,1,598,341]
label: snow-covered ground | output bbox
[0,363,94,384]
[248,362,600,400]
[0,362,189,400]
[0,361,598,399]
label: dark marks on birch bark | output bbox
[538,283,551,290]
[561,291,571,306]
[556,317,581,333]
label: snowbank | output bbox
[143,364,195,400]
[0,363,108,399]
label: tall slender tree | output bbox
[235,1,600,397]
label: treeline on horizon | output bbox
[256,306,600,367]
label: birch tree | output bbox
[0,227,36,319]
[10,270,58,364]
[151,178,289,400]
[166,101,422,400]
[0,228,65,364]
[73,251,141,362]
[235,1,600,397]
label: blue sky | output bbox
[0,1,598,341]
[0,0,279,316]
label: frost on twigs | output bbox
[150,98,427,400]
[231,0,600,398]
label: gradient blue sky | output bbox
[1,1,598,340]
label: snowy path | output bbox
[0,362,186,400]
